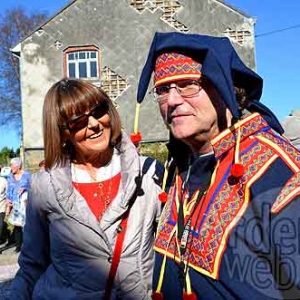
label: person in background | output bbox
[31,160,46,183]
[11,78,162,299]
[6,157,31,253]
[135,32,300,299]
[281,109,300,150]
[38,159,46,172]
[0,166,7,243]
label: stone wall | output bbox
[18,0,256,169]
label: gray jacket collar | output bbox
[49,131,141,235]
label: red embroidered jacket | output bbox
[153,113,300,299]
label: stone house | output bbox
[12,0,258,170]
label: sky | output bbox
[0,0,299,150]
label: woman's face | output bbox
[63,102,112,161]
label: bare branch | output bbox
[0,7,47,132]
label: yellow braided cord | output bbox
[161,160,169,192]
[133,103,140,134]
[185,268,192,294]
[234,125,241,163]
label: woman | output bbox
[0,166,7,243]
[11,79,162,299]
[6,157,31,253]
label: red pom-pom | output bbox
[158,192,168,203]
[231,163,244,178]
[130,132,142,144]
[183,292,197,300]
[152,291,164,300]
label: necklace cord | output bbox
[176,166,214,290]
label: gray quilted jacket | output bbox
[11,132,162,299]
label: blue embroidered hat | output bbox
[135,31,283,134]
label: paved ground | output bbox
[0,245,19,299]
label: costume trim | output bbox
[154,141,276,279]
[212,113,259,143]
[154,113,300,282]
[256,135,300,172]
[256,134,300,213]
[155,74,201,87]
[212,113,269,159]
[272,172,300,213]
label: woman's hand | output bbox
[5,200,12,217]
[18,188,25,195]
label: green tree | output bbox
[0,146,19,166]
[0,7,47,133]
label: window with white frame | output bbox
[66,49,99,79]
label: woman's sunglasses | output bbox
[61,101,109,132]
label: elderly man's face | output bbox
[157,79,231,153]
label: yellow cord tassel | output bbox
[133,102,141,134]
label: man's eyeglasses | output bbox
[153,79,203,104]
[61,101,109,132]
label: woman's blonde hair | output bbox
[43,78,122,168]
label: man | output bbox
[281,109,300,150]
[136,32,300,299]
